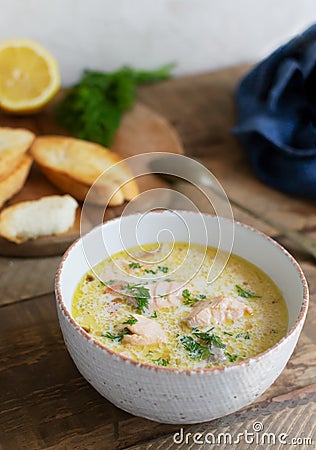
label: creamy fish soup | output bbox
[72,242,288,369]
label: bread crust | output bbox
[30,136,139,205]
[0,155,32,208]
[0,127,35,179]
[41,166,125,206]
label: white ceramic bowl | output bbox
[55,211,308,424]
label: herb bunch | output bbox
[56,64,174,147]
[180,328,238,363]
[123,283,151,312]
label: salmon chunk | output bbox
[210,296,253,323]
[185,295,252,328]
[184,299,212,327]
[105,279,182,311]
[122,314,168,346]
[148,281,182,310]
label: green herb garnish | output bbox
[123,283,151,312]
[144,269,157,274]
[151,311,158,318]
[101,328,129,342]
[136,297,149,312]
[144,266,169,275]
[181,289,200,306]
[152,358,169,366]
[236,331,250,340]
[192,328,226,349]
[182,290,207,306]
[182,289,191,300]
[180,327,231,361]
[223,331,233,336]
[128,262,141,269]
[225,352,237,362]
[236,285,261,299]
[158,266,169,273]
[122,315,138,325]
[56,64,174,147]
[180,336,211,359]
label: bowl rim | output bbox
[55,210,309,375]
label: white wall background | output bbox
[0,0,316,85]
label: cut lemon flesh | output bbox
[0,39,61,113]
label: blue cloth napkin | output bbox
[233,25,316,197]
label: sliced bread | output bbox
[0,127,35,179]
[30,136,139,205]
[0,155,32,208]
[0,195,78,243]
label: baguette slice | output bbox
[0,195,78,243]
[0,127,35,179]
[30,136,139,206]
[0,155,32,208]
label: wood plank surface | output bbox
[1,66,316,450]
[0,255,59,306]
[128,386,316,450]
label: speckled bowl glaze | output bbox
[55,211,308,424]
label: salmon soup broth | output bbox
[72,242,288,369]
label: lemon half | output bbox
[0,38,61,114]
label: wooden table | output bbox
[1,67,315,450]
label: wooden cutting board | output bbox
[0,102,184,257]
